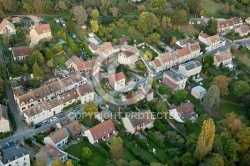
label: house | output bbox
[12,17,21,24]
[0,104,10,133]
[235,25,250,37]
[169,102,198,123]
[175,39,195,48]
[126,84,154,104]
[36,144,68,166]
[217,17,243,32]
[122,110,154,134]
[191,86,207,100]
[108,72,126,90]
[213,49,233,67]
[44,128,69,148]
[198,31,226,51]
[84,119,116,144]
[246,17,250,25]
[65,120,82,139]
[119,36,130,44]
[12,46,30,61]
[178,61,202,78]
[76,83,95,105]
[59,89,79,107]
[95,42,119,58]
[30,24,52,46]
[118,45,139,65]
[0,141,30,166]
[0,19,16,35]
[162,69,187,91]
[65,55,96,73]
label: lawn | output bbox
[75,25,89,40]
[165,29,185,40]
[141,46,158,60]
[210,102,246,120]
[178,25,199,36]
[201,0,224,17]
[64,140,107,165]
[79,117,99,128]
[112,26,145,43]
[53,52,68,69]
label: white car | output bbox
[52,117,58,121]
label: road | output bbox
[0,47,24,134]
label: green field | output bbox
[201,0,224,17]
[53,52,68,69]
[112,26,145,43]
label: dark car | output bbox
[34,124,41,129]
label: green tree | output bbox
[212,75,230,97]
[58,30,67,41]
[155,100,168,113]
[202,85,220,111]
[53,43,63,54]
[72,5,88,25]
[237,127,250,153]
[82,102,98,117]
[170,36,177,46]
[0,77,4,97]
[174,89,187,103]
[22,0,34,13]
[33,0,52,14]
[67,37,80,54]
[200,10,207,16]
[33,62,44,80]
[52,158,63,166]
[110,137,123,158]
[224,139,238,164]
[161,16,171,29]
[90,19,99,32]
[23,63,28,73]
[137,12,160,35]
[91,9,99,19]
[151,0,166,8]
[232,81,250,99]
[171,9,189,25]
[65,159,74,166]
[129,160,142,166]
[150,33,160,43]
[144,51,152,61]
[187,0,202,14]
[206,19,218,36]
[47,59,53,68]
[195,118,215,160]
[181,152,197,166]
[202,153,224,166]
[202,55,214,69]
[186,133,198,152]
[66,17,74,33]
[82,147,92,160]
[0,62,6,78]
[45,47,54,60]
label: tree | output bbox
[150,163,166,166]
[91,9,99,19]
[33,62,44,80]
[161,16,171,29]
[0,62,6,78]
[90,19,99,32]
[45,48,54,60]
[186,133,198,152]
[224,139,238,164]
[82,101,98,117]
[110,7,119,17]
[232,81,250,99]
[54,0,68,12]
[155,100,168,113]
[129,160,142,166]
[212,75,230,97]
[110,137,123,157]
[187,0,202,14]
[52,158,63,166]
[174,89,187,103]
[200,10,207,16]
[202,55,214,69]
[206,19,218,36]
[202,85,220,111]
[171,9,189,25]
[144,51,153,61]
[35,156,47,166]
[222,112,245,134]
[181,152,197,166]
[0,77,4,97]
[195,118,215,160]
[202,153,224,166]
[137,12,160,35]
[47,59,53,68]
[67,37,80,54]
[58,30,67,41]
[151,0,166,8]
[221,3,230,15]
[65,159,74,166]
[53,43,63,54]
[150,33,160,44]
[82,147,92,160]
[23,63,28,73]
[170,36,177,46]
[33,0,52,14]
[66,17,74,33]
[22,0,34,13]
[72,5,88,25]
[237,127,250,153]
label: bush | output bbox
[158,86,172,95]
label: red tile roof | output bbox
[34,24,51,35]
[161,78,178,91]
[89,119,115,141]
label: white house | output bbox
[175,39,194,48]
[0,104,10,133]
[76,83,95,105]
[36,144,68,166]
[43,128,69,148]
[198,31,226,52]
[108,72,126,90]
[84,119,116,144]
[122,110,154,134]
[169,102,198,123]
[217,17,243,32]
[30,24,52,46]
[0,19,16,35]
[162,69,187,91]
[178,61,202,78]
[12,46,30,61]
[0,141,30,166]
[213,49,233,67]
[191,86,207,100]
[118,45,139,65]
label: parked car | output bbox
[34,124,41,129]
[49,119,53,123]
[42,120,48,124]
[52,117,58,121]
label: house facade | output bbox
[65,55,96,73]
[65,121,82,139]
[217,17,243,32]
[118,45,139,65]
[169,102,198,123]
[30,24,52,46]
[122,110,154,134]
[162,69,187,91]
[12,46,30,61]
[0,104,10,133]
[108,72,126,90]
[213,49,233,67]
[0,142,30,166]
[84,119,116,144]
[178,61,202,78]
[198,31,226,51]
[0,19,16,35]
[235,25,250,37]
[43,128,69,148]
